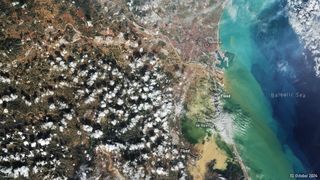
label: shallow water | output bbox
[218,0,311,178]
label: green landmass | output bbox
[181,77,216,144]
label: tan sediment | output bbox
[189,137,228,180]
[217,1,251,179]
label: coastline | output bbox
[217,0,295,179]
[216,1,251,179]
[216,0,229,51]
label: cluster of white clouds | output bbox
[287,0,320,76]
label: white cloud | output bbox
[287,0,320,76]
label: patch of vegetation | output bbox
[205,160,244,180]
[185,78,215,120]
[181,77,216,144]
[157,40,166,47]
[205,152,244,180]
[0,38,21,56]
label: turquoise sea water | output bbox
[219,0,310,179]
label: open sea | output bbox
[219,0,320,179]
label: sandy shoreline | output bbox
[217,1,251,179]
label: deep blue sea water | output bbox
[251,0,320,174]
